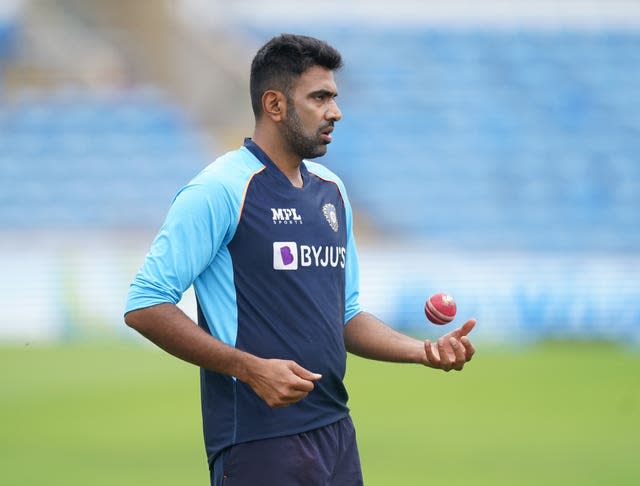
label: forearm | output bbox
[125,302,323,407]
[124,303,260,382]
[344,311,427,364]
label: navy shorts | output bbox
[209,416,363,486]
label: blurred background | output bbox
[1,1,639,485]
[2,0,639,345]
[0,0,640,343]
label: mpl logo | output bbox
[273,242,298,270]
[271,208,303,225]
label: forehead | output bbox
[292,65,338,95]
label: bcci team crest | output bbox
[322,203,339,232]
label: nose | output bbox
[326,99,342,122]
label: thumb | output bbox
[290,362,322,381]
[452,318,476,338]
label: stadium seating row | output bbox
[312,28,640,251]
[0,8,18,60]
[1,29,639,252]
[0,88,209,229]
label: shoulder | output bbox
[305,161,352,209]
[190,146,265,193]
[173,146,264,205]
[164,147,264,238]
[304,160,342,184]
[305,160,349,196]
[168,146,265,219]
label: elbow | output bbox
[124,303,172,333]
[124,310,142,331]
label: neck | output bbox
[252,127,304,188]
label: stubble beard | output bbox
[281,105,329,160]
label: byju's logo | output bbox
[273,242,298,270]
[273,242,346,271]
[271,208,303,225]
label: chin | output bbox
[310,151,328,159]
[303,146,328,160]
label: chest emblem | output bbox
[322,203,339,233]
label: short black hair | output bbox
[250,34,343,118]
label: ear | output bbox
[262,90,287,122]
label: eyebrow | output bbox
[309,89,338,98]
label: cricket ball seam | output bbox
[425,293,456,325]
[425,301,453,323]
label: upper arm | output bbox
[125,182,235,313]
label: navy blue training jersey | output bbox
[126,139,362,465]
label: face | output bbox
[280,65,342,159]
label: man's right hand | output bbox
[245,359,322,408]
[124,304,322,408]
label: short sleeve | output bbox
[125,181,234,313]
[340,181,362,323]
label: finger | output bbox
[289,362,322,381]
[290,377,315,393]
[281,390,311,404]
[424,339,440,368]
[449,337,466,371]
[271,391,310,408]
[274,379,314,405]
[438,338,453,372]
[461,336,476,361]
[288,363,321,393]
[263,384,309,408]
[451,318,476,339]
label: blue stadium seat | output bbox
[306,28,640,252]
[0,88,209,230]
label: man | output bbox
[125,34,476,486]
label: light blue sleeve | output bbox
[341,180,362,323]
[125,179,235,313]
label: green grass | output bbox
[347,341,640,485]
[1,341,639,485]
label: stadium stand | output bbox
[0,2,20,94]
[3,27,638,250]
[1,3,638,343]
[0,19,17,61]
[346,30,638,252]
[241,28,640,253]
[0,87,209,229]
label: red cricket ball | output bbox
[425,293,457,325]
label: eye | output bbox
[312,91,337,102]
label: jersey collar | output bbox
[243,138,310,187]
